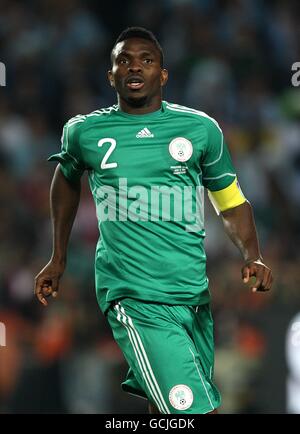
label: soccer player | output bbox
[34,27,273,414]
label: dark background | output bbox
[0,0,300,414]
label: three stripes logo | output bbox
[136,127,154,138]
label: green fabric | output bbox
[49,101,236,313]
[107,298,221,414]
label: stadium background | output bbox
[0,0,299,414]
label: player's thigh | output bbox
[107,299,220,414]
[190,304,216,379]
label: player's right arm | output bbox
[34,117,85,306]
[34,166,81,306]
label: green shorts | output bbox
[107,298,221,414]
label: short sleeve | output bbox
[201,117,236,191]
[48,118,85,182]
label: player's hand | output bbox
[34,260,65,306]
[241,259,273,292]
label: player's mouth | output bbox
[126,76,145,90]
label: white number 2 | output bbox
[98,138,118,169]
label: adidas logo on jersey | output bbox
[136,128,154,138]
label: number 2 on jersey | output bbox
[98,138,118,169]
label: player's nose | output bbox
[128,60,142,73]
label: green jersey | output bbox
[49,101,236,313]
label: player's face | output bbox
[108,38,168,111]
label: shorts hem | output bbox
[122,383,148,401]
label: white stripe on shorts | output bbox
[119,304,170,414]
[114,303,169,413]
[189,347,214,410]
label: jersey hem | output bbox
[99,287,210,315]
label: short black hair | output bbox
[111,26,164,67]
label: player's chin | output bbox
[125,93,148,107]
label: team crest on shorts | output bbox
[169,384,193,410]
[169,137,193,162]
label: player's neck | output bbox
[118,95,162,115]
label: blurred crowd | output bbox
[0,0,300,413]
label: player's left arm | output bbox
[219,198,273,292]
[202,117,273,292]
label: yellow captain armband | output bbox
[208,177,246,215]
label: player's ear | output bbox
[107,70,115,88]
[160,69,168,87]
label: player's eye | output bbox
[144,59,153,64]
[119,58,129,64]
